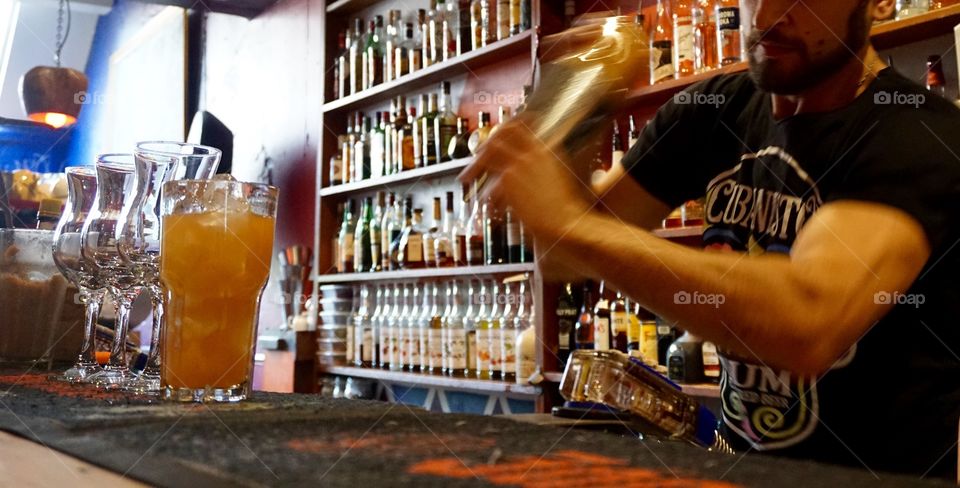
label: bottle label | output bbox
[668,354,685,381]
[467,236,484,264]
[489,328,502,368]
[422,235,436,264]
[399,327,410,366]
[594,318,610,351]
[387,326,398,365]
[702,341,720,378]
[476,328,491,371]
[429,328,443,369]
[435,239,453,266]
[346,324,355,363]
[610,312,629,336]
[450,328,467,369]
[675,22,694,63]
[409,328,421,367]
[441,326,449,370]
[558,329,570,350]
[657,324,672,335]
[652,40,674,82]
[419,327,429,370]
[501,329,516,375]
[466,330,477,373]
[717,6,740,31]
[641,322,659,365]
[381,326,392,364]
[507,221,521,247]
[362,329,373,362]
[407,234,424,262]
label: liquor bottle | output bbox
[333,30,346,100]
[927,55,946,96]
[385,10,401,82]
[497,0,510,40]
[371,284,385,367]
[470,0,484,51]
[435,82,458,163]
[483,197,506,265]
[379,192,394,270]
[488,281,504,380]
[387,283,404,370]
[353,197,373,273]
[385,104,396,176]
[445,280,468,377]
[411,95,425,167]
[448,117,472,159]
[666,331,704,383]
[467,112,492,155]
[365,17,385,89]
[452,183,470,266]
[574,281,595,350]
[417,282,432,371]
[397,283,412,370]
[421,93,439,166]
[628,115,640,149]
[702,340,720,382]
[475,280,493,378]
[509,0,521,35]
[716,0,742,66]
[337,199,356,273]
[407,283,422,372]
[378,283,394,369]
[651,0,674,84]
[593,281,612,351]
[512,276,532,383]
[657,317,678,367]
[369,112,387,179]
[387,194,405,270]
[693,0,718,73]
[610,290,629,353]
[428,0,443,65]
[421,6,434,69]
[611,119,625,166]
[505,206,528,263]
[349,18,364,94]
[397,22,415,78]
[341,118,354,184]
[673,0,695,78]
[329,150,344,187]
[458,0,472,56]
[402,105,417,170]
[428,282,446,373]
[399,199,426,269]
[465,181,485,265]
[435,192,456,267]
[480,0,494,46]
[423,197,442,267]
[556,282,578,368]
[564,0,576,28]
[353,285,371,366]
[443,0,459,60]
[488,105,510,138]
[496,281,517,381]
[638,304,659,366]
[353,115,371,182]
[463,279,479,377]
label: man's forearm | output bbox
[549,211,853,374]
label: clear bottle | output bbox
[448,116,472,160]
[384,102,396,176]
[369,112,387,179]
[434,82,458,163]
[494,281,515,381]
[412,94,427,167]
[370,191,385,272]
[488,105,509,138]
[421,93,439,166]
[381,192,397,271]
[353,114,370,182]
[387,283,404,370]
[467,111,492,155]
[465,181,484,266]
[430,0,446,64]
[378,283,394,369]
[421,5,434,68]
[384,10,401,82]
[353,284,372,366]
[444,280,468,376]
[365,17,385,88]
[463,279,479,377]
[341,115,354,184]
[428,282,447,373]
[337,199,356,273]
[423,197,442,267]
[452,183,470,267]
[593,281,612,351]
[443,0,459,60]
[349,18,364,94]
[397,283,413,370]
[417,282,432,371]
[479,281,500,379]
[470,0,484,51]
[673,0,695,78]
[368,285,384,367]
[483,197,506,265]
[716,0,742,65]
[610,290,629,353]
[513,276,533,384]
[406,283,422,372]
[651,0,675,84]
[353,196,373,273]
[574,281,595,350]
[693,0,718,73]
[397,22,417,78]
[497,0,510,40]
[435,192,456,267]
[481,0,495,45]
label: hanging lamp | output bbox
[19,0,88,129]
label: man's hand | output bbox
[459,117,596,247]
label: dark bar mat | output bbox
[0,370,948,487]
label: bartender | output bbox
[465,0,960,480]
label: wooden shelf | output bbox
[871,4,960,49]
[323,30,535,113]
[319,158,471,197]
[652,226,703,239]
[324,365,542,395]
[326,0,380,16]
[316,262,536,283]
[626,62,748,105]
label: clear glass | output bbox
[50,166,104,382]
[136,141,221,180]
[118,150,178,394]
[82,155,140,388]
[159,179,278,402]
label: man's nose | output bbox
[748,0,793,33]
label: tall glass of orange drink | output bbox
[159,179,277,402]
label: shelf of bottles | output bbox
[326,0,535,113]
[334,273,542,390]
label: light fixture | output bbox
[18,0,87,129]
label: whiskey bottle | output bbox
[434,82,458,163]
[430,0,446,64]
[434,191,456,267]
[651,0,674,84]
[352,196,373,273]
[610,290,629,353]
[474,280,493,378]
[470,0,484,51]
[467,111,492,155]
[505,206,528,263]
[337,199,356,273]
[673,0,695,78]
[509,0,521,35]
[465,181,485,265]
[637,303,659,366]
[399,199,426,269]
[443,0,459,60]
[574,281,595,350]
[448,116,472,159]
[384,10,400,82]
[341,117,354,184]
[458,0,473,56]
[716,0,742,66]
[401,105,417,170]
[480,0,494,47]
[692,0,718,73]
[423,197,442,267]
[497,0,509,41]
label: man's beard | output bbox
[746,2,871,94]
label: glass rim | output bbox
[96,153,135,171]
[162,178,278,196]
[64,165,96,176]
[136,141,222,158]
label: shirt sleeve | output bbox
[620,74,749,209]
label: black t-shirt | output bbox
[623,68,960,479]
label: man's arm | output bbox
[592,164,672,230]
[548,200,929,374]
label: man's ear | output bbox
[872,0,896,22]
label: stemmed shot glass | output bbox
[50,167,104,383]
[81,155,140,388]
[117,149,178,394]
